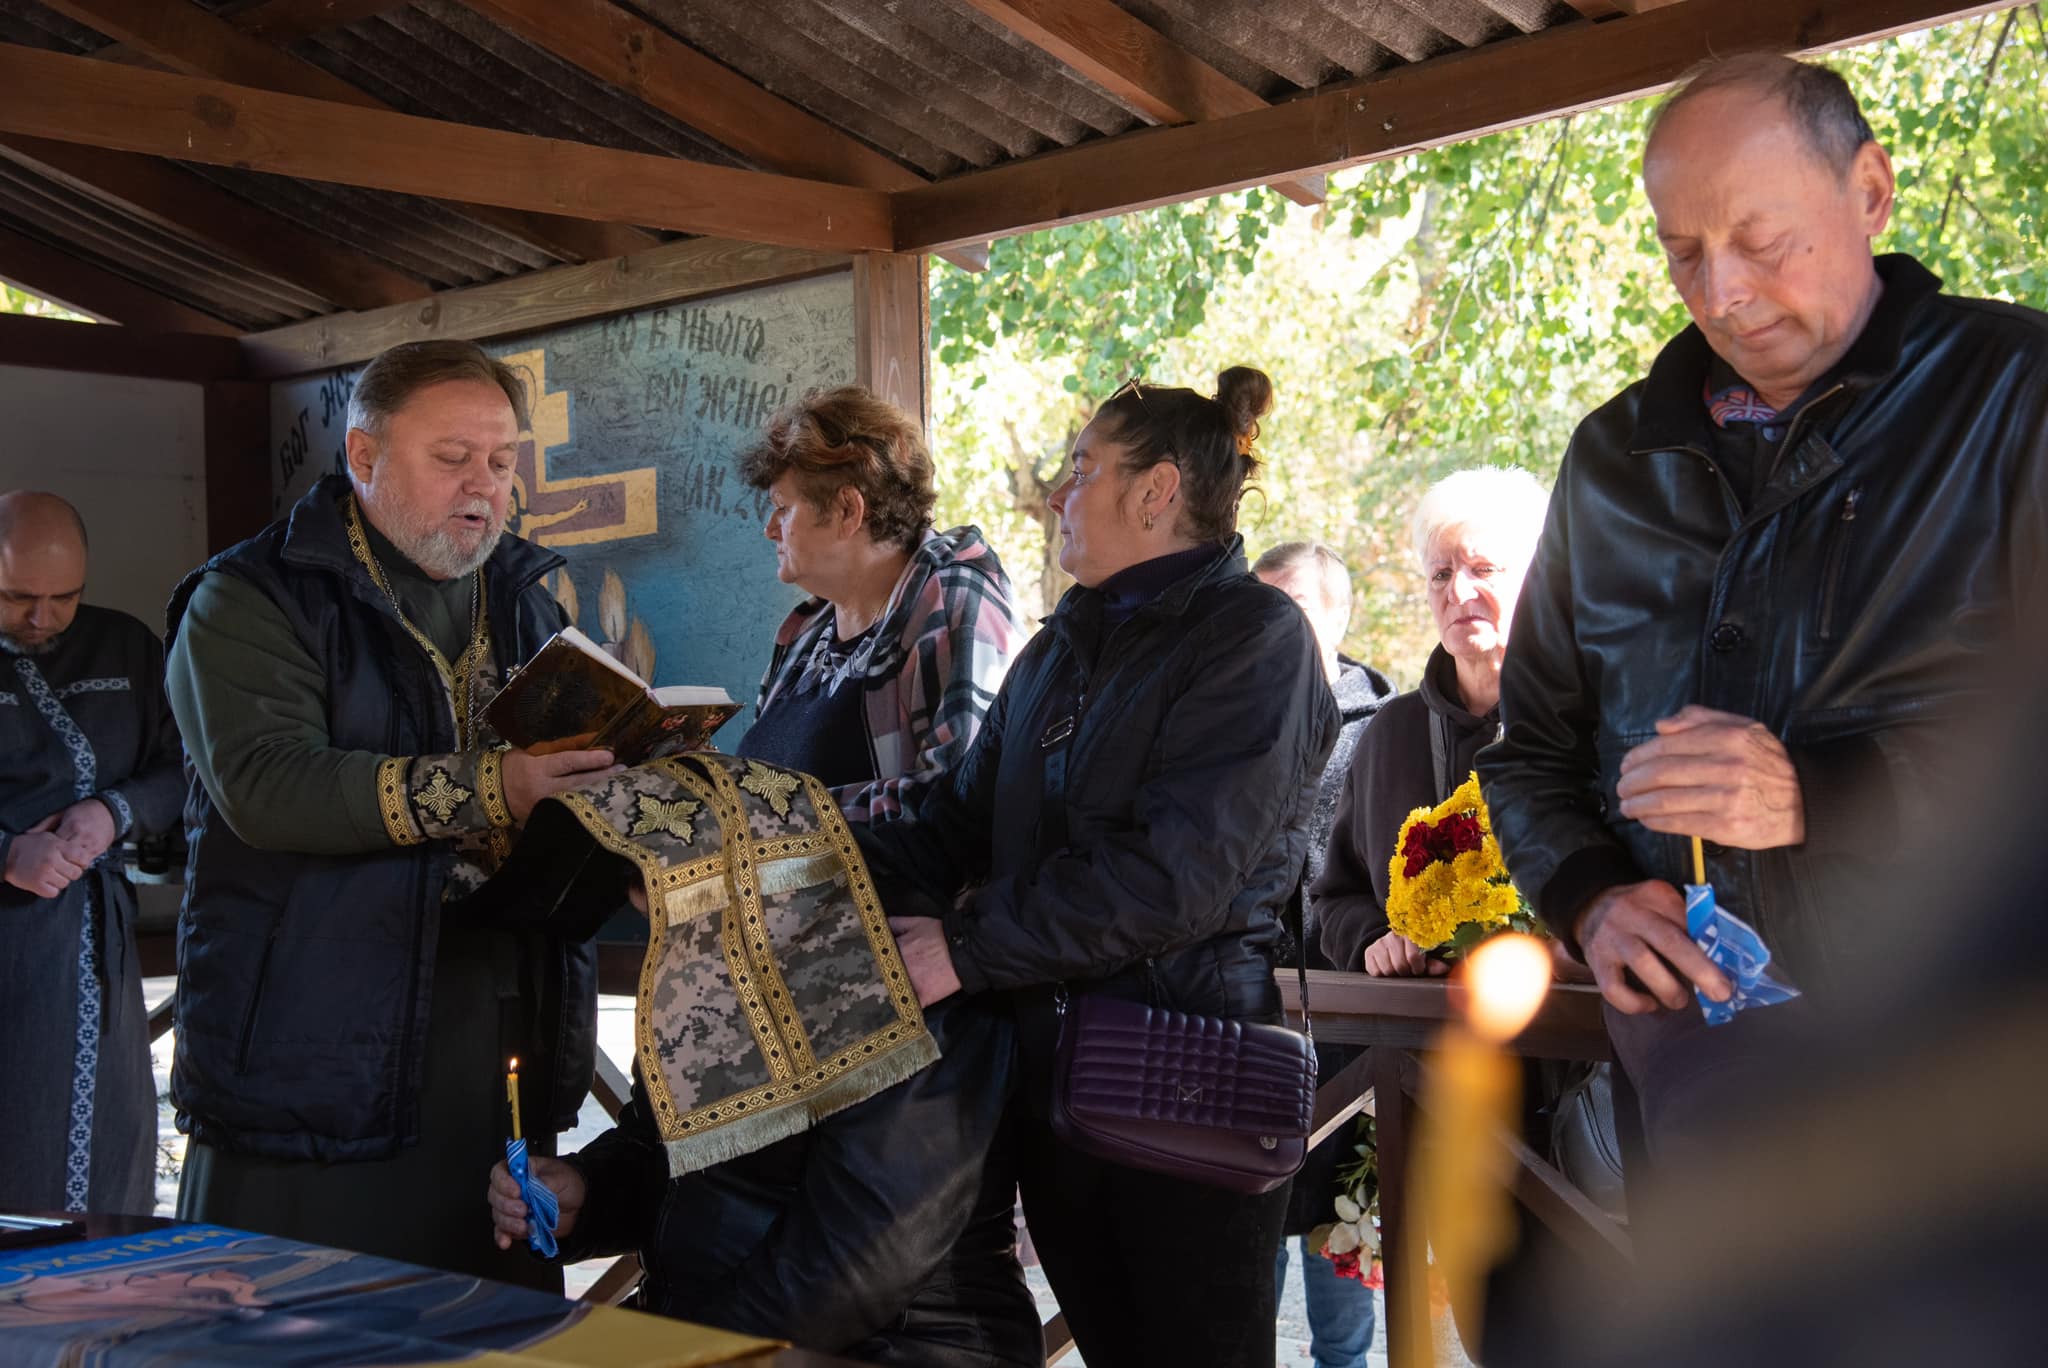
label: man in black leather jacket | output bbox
[1480,55,2048,1160]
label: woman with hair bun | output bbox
[860,367,1340,1365]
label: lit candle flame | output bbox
[506,1058,523,1142]
[1461,933,1551,1042]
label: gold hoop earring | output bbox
[1142,512,1156,531]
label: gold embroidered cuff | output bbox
[476,747,513,829]
[405,752,489,841]
[377,756,425,847]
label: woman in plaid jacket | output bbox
[737,386,1029,827]
[513,386,1041,1366]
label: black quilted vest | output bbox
[166,474,593,1161]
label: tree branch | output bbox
[1936,9,2017,245]
[1428,118,1572,361]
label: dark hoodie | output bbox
[1297,655,1396,961]
[1312,645,1499,975]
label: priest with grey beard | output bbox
[1,491,183,1217]
[164,341,617,1286]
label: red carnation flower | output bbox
[1443,812,1484,855]
[1400,824,1437,879]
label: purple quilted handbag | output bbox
[1050,992,1317,1194]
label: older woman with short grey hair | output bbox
[1313,466,1551,976]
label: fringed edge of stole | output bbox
[662,1028,942,1176]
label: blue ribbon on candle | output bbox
[1683,883,1800,1026]
[505,1136,559,1258]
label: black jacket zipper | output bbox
[1817,485,1862,643]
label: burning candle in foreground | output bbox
[506,1056,523,1142]
[1462,933,1552,1045]
[1413,933,1553,1364]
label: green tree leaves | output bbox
[930,195,1275,401]
[0,283,90,321]
[929,10,2048,678]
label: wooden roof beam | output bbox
[0,135,427,312]
[954,0,1325,207]
[1560,0,1691,16]
[0,311,245,380]
[892,0,2015,252]
[39,0,655,265]
[0,46,892,253]
[241,235,848,377]
[0,222,239,335]
[453,0,991,272]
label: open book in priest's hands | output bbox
[483,625,741,766]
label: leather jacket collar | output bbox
[1630,253,1945,456]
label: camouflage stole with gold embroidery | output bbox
[539,752,938,1175]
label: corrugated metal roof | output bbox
[0,0,104,55]
[290,1,745,166]
[178,164,552,287]
[0,157,323,327]
[0,0,1594,330]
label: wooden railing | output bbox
[1279,971,1624,1368]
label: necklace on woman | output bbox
[344,496,492,750]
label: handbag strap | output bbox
[1291,876,1312,1051]
[1429,705,1455,803]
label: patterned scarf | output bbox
[1703,376,1780,427]
[540,752,937,1175]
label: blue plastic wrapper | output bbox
[1683,883,1801,1026]
[505,1136,559,1258]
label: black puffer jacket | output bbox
[1280,655,1395,972]
[1482,254,2048,996]
[860,538,1339,1079]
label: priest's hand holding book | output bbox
[502,746,622,821]
[458,627,741,941]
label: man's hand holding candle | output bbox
[1573,706,1800,1015]
[1576,881,1732,1015]
[488,1157,586,1250]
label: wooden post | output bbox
[852,253,930,437]
[203,380,274,553]
[1373,1045,1430,1368]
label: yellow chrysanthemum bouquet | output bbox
[1385,773,1543,954]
